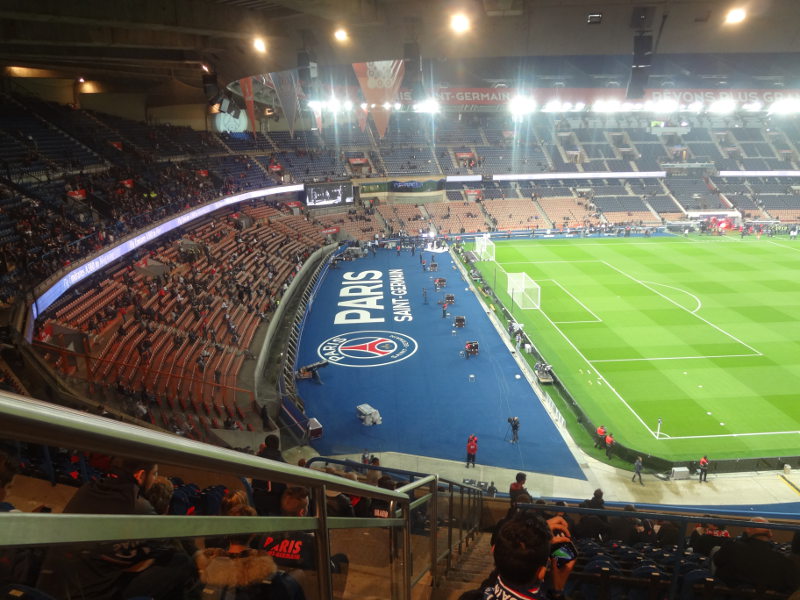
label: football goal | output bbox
[474,234,495,261]
[507,272,541,310]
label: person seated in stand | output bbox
[36,459,196,600]
[196,504,305,599]
[713,517,800,594]
[460,514,576,600]
[260,487,348,600]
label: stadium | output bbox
[1,1,800,598]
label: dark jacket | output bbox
[713,535,800,593]
[36,472,174,600]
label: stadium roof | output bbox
[1,0,799,97]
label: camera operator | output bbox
[509,416,520,443]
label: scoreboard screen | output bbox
[305,182,354,207]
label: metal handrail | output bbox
[0,391,483,599]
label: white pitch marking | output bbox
[589,353,761,363]
[657,429,800,441]
[641,280,703,313]
[546,279,603,322]
[601,260,763,357]
[495,262,659,438]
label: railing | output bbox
[0,391,483,599]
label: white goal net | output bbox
[474,235,495,261]
[507,272,541,310]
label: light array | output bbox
[507,97,800,115]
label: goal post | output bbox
[474,234,495,261]
[507,272,541,310]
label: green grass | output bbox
[473,234,800,461]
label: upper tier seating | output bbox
[482,198,546,230]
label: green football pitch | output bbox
[473,234,800,462]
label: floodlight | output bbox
[742,101,763,112]
[592,99,622,113]
[253,37,267,53]
[328,97,342,112]
[687,101,704,113]
[645,98,679,113]
[308,100,322,111]
[768,98,800,114]
[382,101,392,110]
[334,28,349,42]
[725,8,746,24]
[708,98,737,114]
[413,98,440,113]
[508,95,536,117]
[343,100,354,110]
[360,102,368,110]
[573,102,586,111]
[394,102,402,110]
[450,13,470,34]
[542,100,562,113]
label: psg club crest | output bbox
[317,331,418,368]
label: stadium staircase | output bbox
[532,198,556,228]
[430,532,492,600]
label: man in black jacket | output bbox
[713,517,800,594]
[37,459,195,600]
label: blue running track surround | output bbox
[295,246,586,480]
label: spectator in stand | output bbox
[713,517,800,593]
[37,458,196,599]
[688,517,730,556]
[608,504,640,545]
[585,488,605,510]
[491,493,532,546]
[261,486,349,599]
[509,472,528,505]
[460,514,576,600]
[196,504,305,599]
[252,434,287,516]
[365,456,382,486]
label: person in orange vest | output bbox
[604,433,615,458]
[698,455,709,482]
[466,435,478,468]
[595,425,607,449]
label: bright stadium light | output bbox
[768,98,800,114]
[450,13,471,34]
[708,98,737,114]
[573,102,586,111]
[334,28,349,42]
[725,8,746,24]
[593,99,622,113]
[253,37,267,53]
[687,100,704,113]
[394,102,402,110]
[742,100,763,112]
[645,98,679,113]
[328,97,342,112]
[413,98,440,113]
[360,102,368,110]
[308,100,322,111]
[542,100,563,113]
[343,100,354,110]
[382,101,392,110]
[508,95,536,117]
